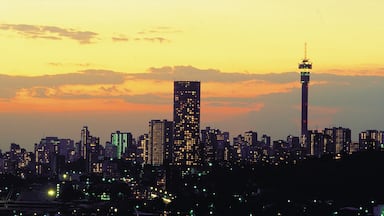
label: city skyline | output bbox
[1,1,384,150]
[1,70,384,151]
[1,2,384,215]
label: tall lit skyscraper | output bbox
[79,126,100,172]
[299,44,312,139]
[173,81,200,166]
[80,126,100,160]
[148,120,173,166]
[80,126,90,160]
[111,131,132,159]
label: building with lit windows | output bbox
[307,130,325,157]
[359,130,384,151]
[138,134,149,165]
[173,81,201,166]
[79,126,101,172]
[148,120,173,166]
[35,137,74,176]
[201,127,230,164]
[324,127,351,155]
[261,134,271,148]
[1,143,33,176]
[111,131,133,159]
[244,131,258,146]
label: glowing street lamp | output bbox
[47,189,55,197]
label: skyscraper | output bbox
[173,81,200,166]
[79,126,100,172]
[299,44,312,139]
[324,127,351,155]
[307,130,325,157]
[359,130,384,151]
[111,131,132,159]
[148,120,173,166]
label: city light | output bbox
[47,189,55,197]
[162,197,172,205]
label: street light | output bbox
[47,189,55,197]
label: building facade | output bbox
[173,81,201,166]
[79,126,101,172]
[324,127,351,155]
[111,131,133,159]
[148,120,173,166]
[359,130,384,151]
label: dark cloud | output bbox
[0,23,98,44]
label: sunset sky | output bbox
[1,1,384,150]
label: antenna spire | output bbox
[304,42,307,60]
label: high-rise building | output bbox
[232,134,246,162]
[111,131,132,159]
[80,126,90,159]
[201,127,230,164]
[299,44,312,140]
[79,126,101,172]
[148,120,173,166]
[58,138,75,163]
[287,135,300,150]
[359,130,384,151]
[138,134,149,165]
[307,130,325,157]
[216,131,230,161]
[201,127,217,164]
[324,127,351,155]
[3,143,32,176]
[35,137,67,176]
[261,134,271,148]
[244,131,258,146]
[173,81,201,166]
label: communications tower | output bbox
[299,43,312,138]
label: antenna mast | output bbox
[304,42,307,60]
